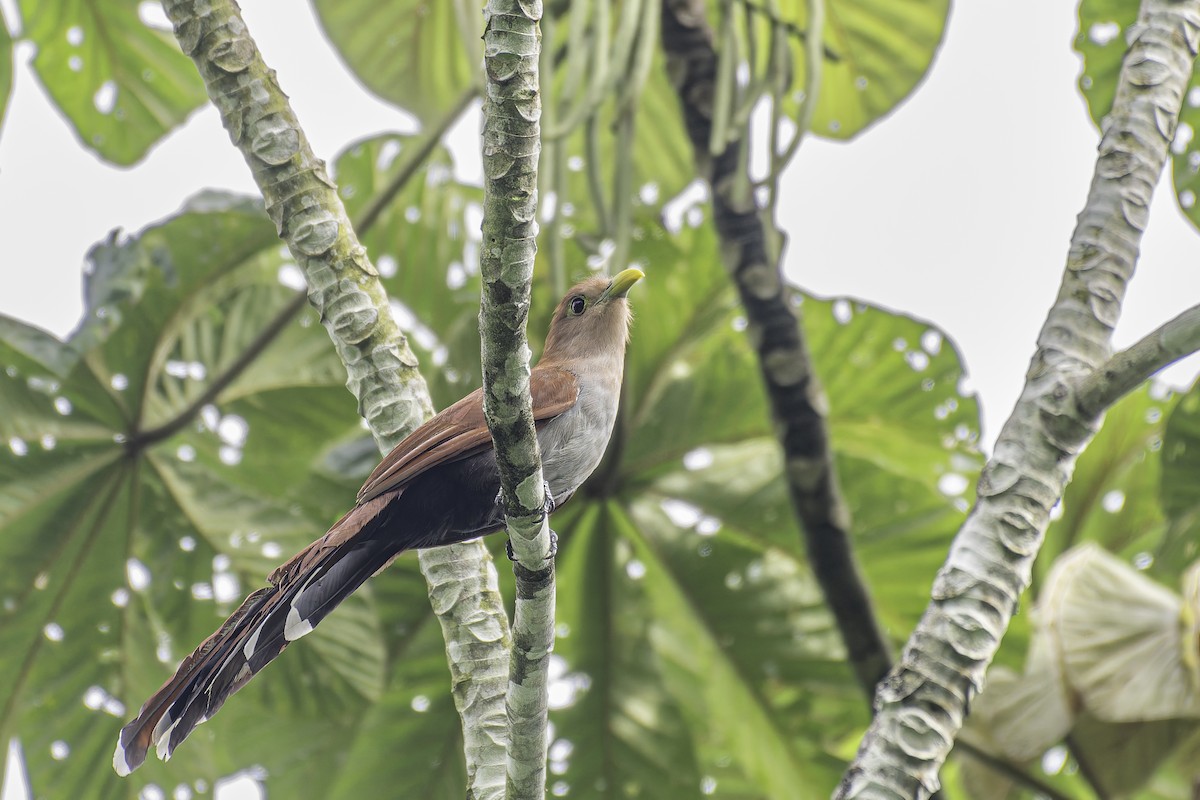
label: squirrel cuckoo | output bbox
[114,269,643,775]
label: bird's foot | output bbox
[538,481,556,521]
[503,482,557,563]
[505,530,559,562]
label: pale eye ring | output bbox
[569,296,586,315]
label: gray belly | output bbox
[537,385,618,502]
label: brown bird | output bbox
[113,269,643,775]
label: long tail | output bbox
[114,493,401,775]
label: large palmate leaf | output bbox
[17,0,207,165]
[1160,379,1200,571]
[0,193,383,798]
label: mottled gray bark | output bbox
[159,2,511,796]
[478,2,554,798]
[659,0,891,696]
[836,1,1200,797]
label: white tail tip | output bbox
[112,743,132,777]
[284,606,313,641]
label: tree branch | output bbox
[834,0,1200,796]
[355,88,479,235]
[127,92,478,451]
[478,2,555,798]
[128,292,307,450]
[1077,303,1200,417]
[659,0,891,698]
[159,2,511,795]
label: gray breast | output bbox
[537,380,619,502]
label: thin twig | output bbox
[355,88,479,235]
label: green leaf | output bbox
[1040,382,1174,587]
[624,499,845,798]
[18,0,208,165]
[1070,714,1200,797]
[0,194,382,797]
[1073,0,1127,129]
[550,503,704,799]
[311,0,478,122]
[733,0,949,139]
[325,614,469,800]
[0,18,12,137]
[0,162,986,796]
[1160,379,1200,569]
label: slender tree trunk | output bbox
[477,2,556,797]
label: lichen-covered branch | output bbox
[659,0,891,697]
[478,2,555,798]
[835,1,1200,797]
[1077,303,1200,417]
[159,2,511,795]
[161,0,432,445]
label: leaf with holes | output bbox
[0,193,386,798]
[18,0,208,165]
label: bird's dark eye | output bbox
[569,296,586,316]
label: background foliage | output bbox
[0,0,1197,798]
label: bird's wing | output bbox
[356,363,579,504]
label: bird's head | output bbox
[542,268,644,363]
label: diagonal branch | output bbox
[128,89,479,451]
[159,1,511,794]
[660,0,891,698]
[834,0,1200,796]
[1077,303,1200,417]
[478,2,555,798]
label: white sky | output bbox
[2,1,1199,797]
